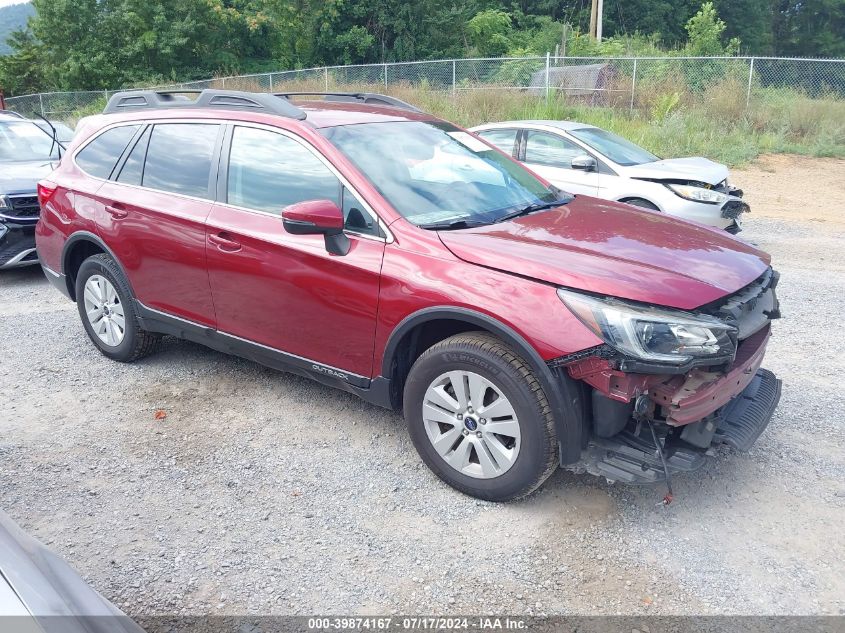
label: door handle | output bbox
[104,204,128,219]
[208,232,242,252]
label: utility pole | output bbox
[589,0,604,42]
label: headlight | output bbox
[666,183,727,205]
[558,289,737,365]
[0,195,9,209]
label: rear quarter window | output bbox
[75,125,140,179]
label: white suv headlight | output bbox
[558,288,737,365]
[666,183,728,205]
[0,195,9,209]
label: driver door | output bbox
[520,130,599,196]
[205,124,385,378]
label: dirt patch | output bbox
[733,154,845,225]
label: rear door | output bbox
[521,130,599,196]
[205,124,385,378]
[95,122,221,326]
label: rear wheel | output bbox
[403,332,558,501]
[75,254,160,362]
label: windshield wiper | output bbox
[494,198,571,224]
[418,219,487,231]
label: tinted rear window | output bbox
[75,125,139,179]
[143,124,219,198]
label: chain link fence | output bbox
[4,56,844,124]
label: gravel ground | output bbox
[1,155,844,617]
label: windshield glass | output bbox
[0,120,57,161]
[569,127,658,166]
[323,120,566,227]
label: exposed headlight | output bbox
[558,289,737,365]
[666,183,727,205]
[0,195,9,209]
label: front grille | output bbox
[3,195,40,220]
[705,268,781,341]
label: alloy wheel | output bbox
[422,370,521,479]
[83,274,126,347]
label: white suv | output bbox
[470,120,748,233]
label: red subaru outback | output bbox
[36,90,781,501]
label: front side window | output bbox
[227,126,340,215]
[74,125,139,178]
[323,121,563,228]
[524,131,586,169]
[226,127,381,236]
[143,123,219,198]
[568,127,658,166]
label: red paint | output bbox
[36,99,775,430]
[282,199,344,231]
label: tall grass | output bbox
[66,75,845,166]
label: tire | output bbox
[75,253,160,362]
[622,198,659,211]
[403,332,558,501]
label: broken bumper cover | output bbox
[569,368,782,484]
[651,326,772,426]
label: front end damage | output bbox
[557,269,782,485]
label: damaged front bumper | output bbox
[562,326,781,484]
[567,367,781,484]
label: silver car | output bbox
[0,510,144,633]
[470,120,748,233]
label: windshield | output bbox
[569,127,658,166]
[0,120,58,162]
[323,120,566,227]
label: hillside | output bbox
[0,2,34,55]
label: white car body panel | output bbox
[469,120,746,231]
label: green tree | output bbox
[467,9,513,56]
[685,2,740,56]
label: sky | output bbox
[0,0,29,7]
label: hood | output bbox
[624,157,728,186]
[438,196,770,310]
[0,160,57,196]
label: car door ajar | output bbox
[204,125,385,379]
[521,130,599,196]
[95,123,221,327]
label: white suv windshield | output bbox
[0,120,57,162]
[569,127,658,166]
[323,120,566,228]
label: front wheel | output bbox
[403,332,558,501]
[622,198,659,211]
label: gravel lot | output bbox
[1,154,844,617]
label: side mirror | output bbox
[571,155,597,172]
[282,199,350,256]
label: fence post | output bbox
[630,58,638,112]
[746,57,755,111]
[324,67,329,91]
[221,77,226,89]
[39,93,44,116]
[545,52,551,103]
[266,72,273,92]
[452,59,456,97]
[383,63,388,89]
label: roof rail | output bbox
[276,92,422,113]
[103,89,307,120]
